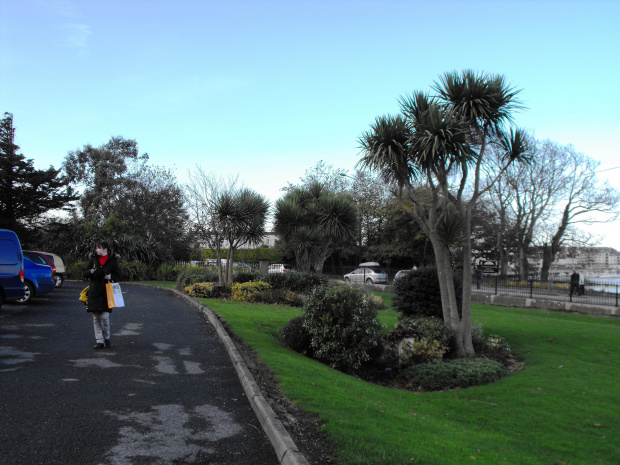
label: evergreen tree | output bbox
[0,112,76,234]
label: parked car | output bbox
[344,266,388,284]
[394,270,411,282]
[32,251,66,288]
[0,229,25,308]
[17,257,55,304]
[268,264,296,274]
[234,262,251,271]
[24,251,56,283]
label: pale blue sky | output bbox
[2,0,620,247]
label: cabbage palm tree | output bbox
[359,70,529,357]
[217,188,269,284]
[274,182,358,273]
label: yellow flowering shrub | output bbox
[231,281,271,301]
[185,282,216,297]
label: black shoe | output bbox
[93,343,105,350]
[104,339,111,348]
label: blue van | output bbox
[0,229,26,309]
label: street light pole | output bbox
[340,172,362,263]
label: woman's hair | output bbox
[96,240,112,254]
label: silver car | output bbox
[343,267,388,284]
[268,264,296,274]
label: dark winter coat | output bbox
[82,254,122,313]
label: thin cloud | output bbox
[59,22,91,49]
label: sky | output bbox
[2,0,620,248]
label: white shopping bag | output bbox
[106,282,125,309]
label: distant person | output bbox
[570,270,580,298]
[579,269,586,296]
[83,241,121,349]
[476,266,484,289]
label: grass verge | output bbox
[204,300,619,464]
[149,283,619,464]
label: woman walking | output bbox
[83,241,121,349]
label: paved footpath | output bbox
[0,281,278,465]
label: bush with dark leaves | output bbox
[278,316,313,355]
[233,271,259,284]
[399,358,506,391]
[250,289,304,307]
[393,266,462,319]
[302,284,382,372]
[263,271,327,293]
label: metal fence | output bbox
[475,275,620,307]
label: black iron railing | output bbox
[473,275,620,307]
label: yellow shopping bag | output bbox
[79,286,89,305]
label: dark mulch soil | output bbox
[226,331,338,465]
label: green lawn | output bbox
[205,300,619,464]
[147,283,620,464]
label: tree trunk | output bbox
[518,246,529,280]
[540,205,571,282]
[215,244,224,283]
[226,246,235,284]
[460,213,476,358]
[540,244,553,282]
[429,234,466,357]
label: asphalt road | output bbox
[0,281,278,465]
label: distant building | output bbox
[550,247,620,275]
[220,231,279,250]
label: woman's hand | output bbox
[104,274,112,280]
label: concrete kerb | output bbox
[170,289,310,465]
[472,292,620,318]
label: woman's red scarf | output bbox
[98,255,109,266]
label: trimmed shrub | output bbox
[231,281,272,301]
[399,358,506,391]
[175,268,218,290]
[249,289,304,307]
[278,316,313,355]
[185,282,215,297]
[393,266,462,319]
[263,271,327,293]
[233,271,259,284]
[302,284,383,372]
[185,282,231,299]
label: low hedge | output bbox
[184,282,231,298]
[175,268,218,290]
[263,272,327,293]
[249,289,304,307]
[399,358,506,391]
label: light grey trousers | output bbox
[92,312,111,343]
